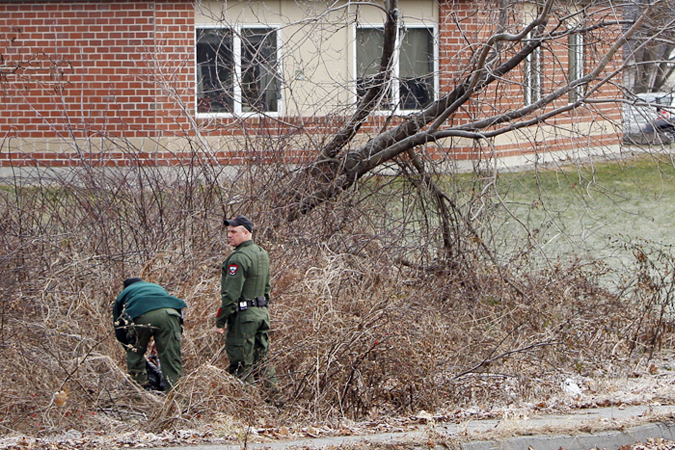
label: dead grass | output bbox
[1,161,674,444]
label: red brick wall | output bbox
[2,1,169,137]
[0,0,195,166]
[153,0,193,135]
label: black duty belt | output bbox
[237,296,268,311]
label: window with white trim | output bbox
[568,30,584,103]
[196,26,280,115]
[356,25,436,112]
[524,32,541,106]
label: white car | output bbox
[623,92,675,140]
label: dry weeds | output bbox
[1,164,674,448]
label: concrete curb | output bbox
[151,405,675,450]
[462,422,675,450]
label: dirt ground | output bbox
[2,364,675,450]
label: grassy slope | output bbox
[491,154,675,267]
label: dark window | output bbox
[399,28,434,110]
[568,31,584,103]
[197,27,279,114]
[524,32,541,105]
[356,27,392,109]
[196,28,234,113]
[356,26,435,112]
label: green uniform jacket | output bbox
[216,240,271,329]
[113,281,187,343]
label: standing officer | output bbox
[113,278,187,392]
[214,215,278,392]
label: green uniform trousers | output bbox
[226,307,278,390]
[126,307,183,391]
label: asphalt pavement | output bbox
[152,405,675,450]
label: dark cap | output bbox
[224,215,253,232]
[123,277,143,288]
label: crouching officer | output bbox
[113,278,187,392]
[214,215,279,395]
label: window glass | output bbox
[356,28,391,108]
[356,26,435,112]
[658,95,674,106]
[524,33,541,105]
[196,27,278,114]
[568,31,584,103]
[241,28,278,113]
[196,29,234,113]
[399,28,434,110]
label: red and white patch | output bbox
[228,264,239,276]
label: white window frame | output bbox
[353,23,438,114]
[524,32,541,106]
[568,29,584,103]
[195,24,282,118]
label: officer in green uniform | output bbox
[214,215,278,392]
[113,278,187,392]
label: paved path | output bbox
[153,405,675,450]
[459,405,675,450]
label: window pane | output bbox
[356,28,392,108]
[196,29,234,113]
[357,28,384,77]
[399,28,433,110]
[524,33,541,105]
[568,32,583,103]
[241,28,278,113]
[658,95,673,106]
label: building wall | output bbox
[0,1,191,137]
[0,0,195,167]
[0,0,623,169]
[437,0,623,162]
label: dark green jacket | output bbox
[216,240,271,328]
[113,281,187,342]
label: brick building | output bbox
[0,0,623,171]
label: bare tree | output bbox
[624,0,675,93]
[229,0,655,260]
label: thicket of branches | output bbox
[625,0,675,93]
[2,0,675,441]
[1,156,674,438]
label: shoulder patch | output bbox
[228,264,239,276]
